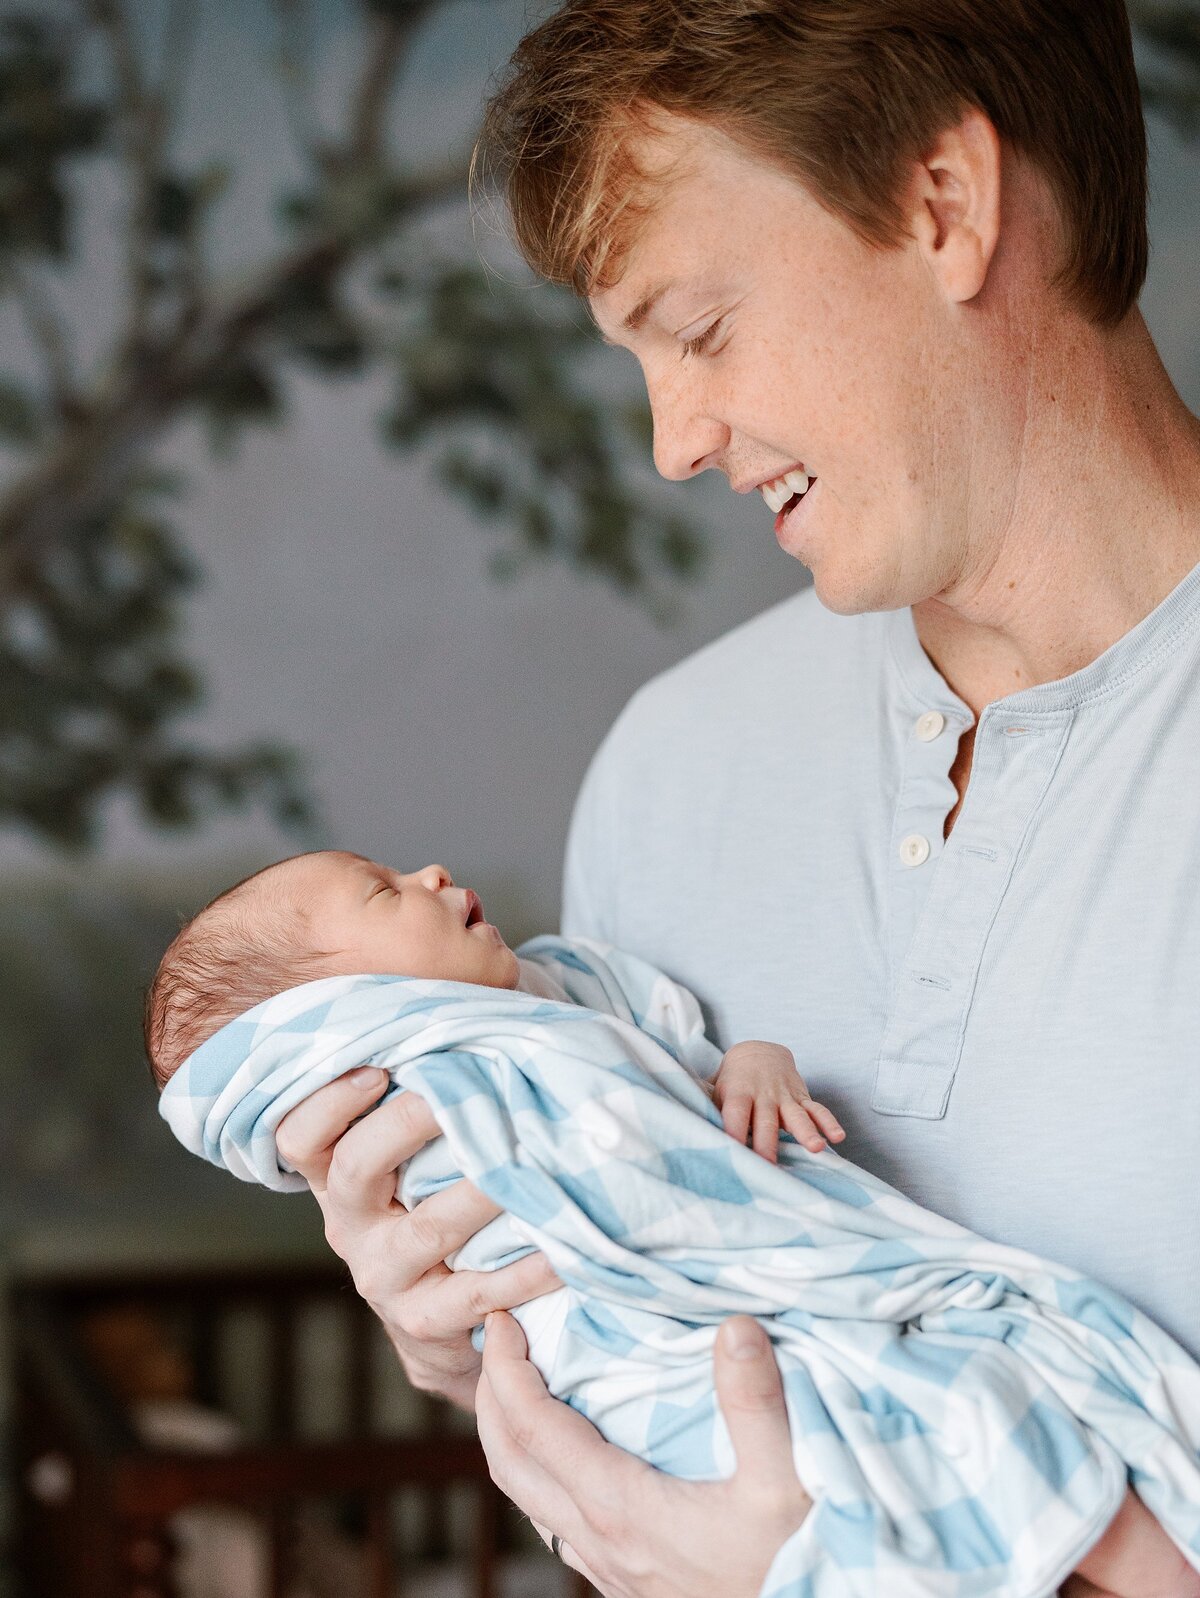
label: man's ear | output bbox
[909,107,1003,307]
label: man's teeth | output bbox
[759,469,810,514]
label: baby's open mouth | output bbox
[464,891,485,927]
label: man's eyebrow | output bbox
[597,281,675,347]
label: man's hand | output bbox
[275,1067,560,1411]
[714,1041,846,1164]
[476,1310,812,1598]
[1063,1487,1200,1598]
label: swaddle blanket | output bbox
[161,935,1200,1598]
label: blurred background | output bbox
[0,0,1197,1592]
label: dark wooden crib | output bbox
[10,1262,586,1598]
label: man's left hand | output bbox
[475,1310,812,1598]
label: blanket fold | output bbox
[161,935,1200,1598]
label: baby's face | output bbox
[264,851,520,990]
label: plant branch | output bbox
[86,0,167,358]
[4,257,77,416]
[0,133,474,593]
[159,0,200,132]
[345,1,439,166]
[272,0,319,156]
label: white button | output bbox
[899,833,931,868]
[915,711,946,742]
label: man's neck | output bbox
[912,310,1200,717]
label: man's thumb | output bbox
[714,1317,796,1485]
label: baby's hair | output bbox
[144,857,328,1091]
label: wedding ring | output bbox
[551,1533,565,1561]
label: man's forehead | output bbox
[587,121,793,341]
[584,117,721,325]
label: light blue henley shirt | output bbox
[562,561,1200,1361]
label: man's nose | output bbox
[648,374,729,482]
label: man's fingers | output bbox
[714,1317,803,1498]
[482,1311,628,1479]
[481,1250,563,1312]
[276,1067,390,1190]
[364,1178,505,1287]
[476,1316,600,1547]
[435,1250,562,1330]
[323,1089,449,1218]
[481,1306,659,1585]
[526,1521,603,1588]
[480,1309,559,1429]
[552,1538,606,1589]
[476,1367,582,1527]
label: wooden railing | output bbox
[10,1263,583,1598]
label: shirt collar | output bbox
[885,554,1200,718]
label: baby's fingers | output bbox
[807,1099,847,1143]
[780,1100,830,1153]
[751,1104,781,1164]
[721,1094,753,1149]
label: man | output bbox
[276,1,1200,1592]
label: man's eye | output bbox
[681,320,723,361]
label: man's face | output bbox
[589,117,976,615]
[266,851,521,990]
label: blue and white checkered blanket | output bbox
[160,935,1200,1598]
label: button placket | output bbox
[885,706,968,975]
[873,711,1073,1120]
[899,833,931,868]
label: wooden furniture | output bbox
[10,1262,570,1598]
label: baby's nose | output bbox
[419,864,453,890]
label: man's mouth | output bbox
[464,891,485,927]
[759,466,815,527]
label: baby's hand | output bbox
[713,1041,846,1164]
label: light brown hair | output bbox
[480,0,1148,326]
[143,859,323,1089]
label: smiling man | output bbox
[275,2,1200,1594]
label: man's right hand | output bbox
[275,1066,561,1411]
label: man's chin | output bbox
[809,563,896,617]
[803,530,926,616]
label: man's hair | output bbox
[143,860,325,1091]
[479,0,1148,326]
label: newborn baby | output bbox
[151,850,1200,1598]
[145,849,846,1163]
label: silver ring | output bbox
[551,1533,564,1561]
